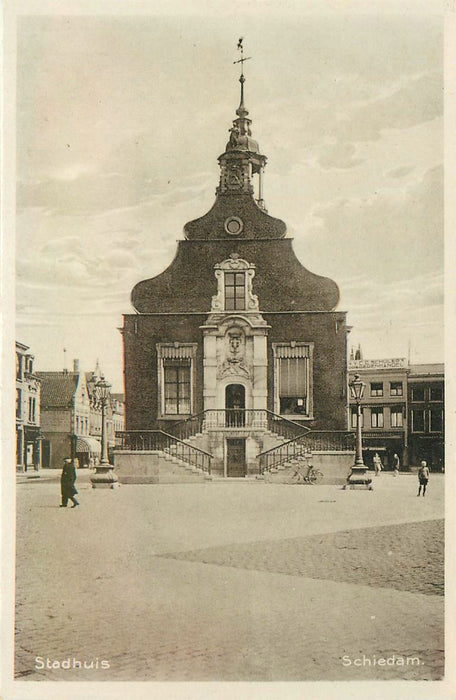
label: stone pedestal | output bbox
[90,464,120,489]
[345,465,373,490]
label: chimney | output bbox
[73,359,80,373]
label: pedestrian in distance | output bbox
[60,458,79,508]
[417,460,430,497]
[392,453,400,477]
[373,452,383,476]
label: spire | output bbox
[234,37,250,119]
[92,358,102,383]
[216,39,267,209]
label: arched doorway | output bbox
[225,384,245,427]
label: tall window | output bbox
[273,343,313,418]
[370,382,383,397]
[371,408,384,428]
[157,343,197,418]
[430,409,443,432]
[390,382,403,396]
[163,360,191,415]
[225,272,245,311]
[279,358,308,414]
[390,408,403,428]
[16,389,22,418]
[28,397,36,423]
[412,409,425,432]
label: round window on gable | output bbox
[224,216,244,236]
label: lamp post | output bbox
[346,373,373,490]
[90,375,119,489]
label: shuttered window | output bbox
[273,344,312,416]
[279,358,308,397]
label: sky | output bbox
[14,6,444,392]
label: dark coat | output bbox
[61,462,78,497]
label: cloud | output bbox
[301,165,442,284]
[316,141,364,170]
[386,166,416,179]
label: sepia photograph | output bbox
[2,1,454,699]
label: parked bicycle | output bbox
[288,463,323,485]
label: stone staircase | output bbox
[115,449,210,484]
[179,428,291,477]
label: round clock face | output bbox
[224,216,244,236]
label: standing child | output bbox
[417,460,430,497]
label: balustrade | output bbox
[115,430,212,474]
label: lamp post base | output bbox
[344,465,373,490]
[90,464,119,489]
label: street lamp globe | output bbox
[96,375,111,402]
[349,373,365,402]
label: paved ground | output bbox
[14,471,444,683]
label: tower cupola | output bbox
[217,39,267,210]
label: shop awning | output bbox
[76,437,101,455]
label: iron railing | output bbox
[258,431,355,474]
[167,409,311,442]
[115,430,213,474]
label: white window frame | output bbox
[390,408,403,428]
[370,382,383,397]
[370,407,384,428]
[390,382,403,396]
[223,270,247,311]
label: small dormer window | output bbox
[225,272,246,311]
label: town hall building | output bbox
[119,61,353,481]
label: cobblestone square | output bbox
[13,471,444,688]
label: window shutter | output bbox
[279,358,308,397]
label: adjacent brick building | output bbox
[121,68,351,477]
[408,363,444,470]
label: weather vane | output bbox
[233,37,252,77]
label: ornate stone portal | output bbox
[201,254,270,415]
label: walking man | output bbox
[60,458,79,508]
[417,460,430,497]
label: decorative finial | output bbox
[233,37,251,116]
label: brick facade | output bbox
[122,77,349,459]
